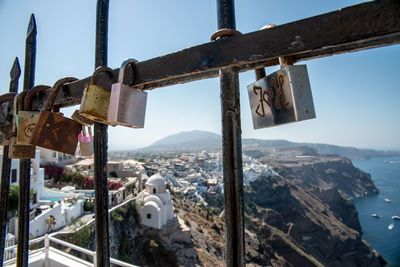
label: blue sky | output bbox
[1,0,399,151]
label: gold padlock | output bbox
[16,85,51,145]
[9,92,36,159]
[0,92,17,145]
[108,59,147,128]
[79,66,114,125]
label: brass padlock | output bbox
[30,77,82,155]
[16,85,51,145]
[79,66,114,125]
[0,92,17,145]
[108,59,147,128]
[9,93,36,159]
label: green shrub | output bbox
[74,225,91,248]
[83,201,94,212]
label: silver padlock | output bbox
[248,23,315,129]
[248,60,315,129]
[107,59,147,128]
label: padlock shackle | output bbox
[91,66,114,86]
[118,58,138,85]
[24,85,51,111]
[45,77,78,112]
[17,91,27,113]
[0,93,17,104]
[12,92,27,133]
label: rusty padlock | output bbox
[0,92,17,145]
[9,92,36,159]
[79,66,114,124]
[30,77,82,155]
[108,59,147,128]
[16,85,51,145]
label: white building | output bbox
[135,173,174,229]
[0,148,84,239]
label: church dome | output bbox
[146,173,166,187]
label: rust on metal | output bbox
[17,13,37,267]
[0,58,21,265]
[79,66,114,124]
[93,0,111,266]
[24,0,400,109]
[29,78,82,155]
[216,0,245,266]
[210,28,241,41]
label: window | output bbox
[153,188,157,194]
[147,213,151,219]
[11,169,17,183]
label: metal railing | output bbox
[3,234,138,267]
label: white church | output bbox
[135,173,174,229]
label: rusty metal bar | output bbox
[17,14,36,267]
[93,1,110,266]
[216,0,245,266]
[24,0,400,109]
[0,57,21,264]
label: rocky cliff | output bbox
[60,150,386,266]
[244,174,385,266]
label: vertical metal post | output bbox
[94,1,110,266]
[0,58,21,265]
[17,14,36,267]
[44,234,49,267]
[216,0,245,266]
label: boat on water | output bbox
[388,223,394,230]
[371,214,382,218]
[384,198,391,203]
[392,216,400,220]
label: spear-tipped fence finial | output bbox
[27,14,37,37]
[9,57,21,93]
[23,13,37,91]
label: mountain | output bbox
[140,130,221,152]
[138,130,399,159]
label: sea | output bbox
[352,156,400,267]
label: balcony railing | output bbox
[3,234,138,267]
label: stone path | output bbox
[56,212,95,233]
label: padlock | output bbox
[0,92,17,145]
[248,63,315,129]
[78,126,93,157]
[248,25,315,129]
[72,110,94,126]
[29,77,82,155]
[16,85,51,145]
[79,66,114,125]
[9,93,36,159]
[108,59,147,128]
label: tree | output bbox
[8,185,19,218]
[7,186,36,219]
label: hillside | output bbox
[137,130,399,160]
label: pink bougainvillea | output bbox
[108,180,123,190]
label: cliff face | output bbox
[244,174,385,267]
[270,156,379,199]
[61,151,386,266]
